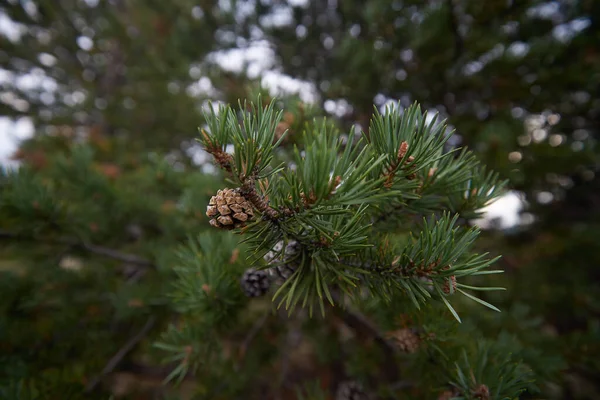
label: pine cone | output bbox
[206,188,254,229]
[389,328,420,353]
[240,268,270,297]
[442,273,457,295]
[264,240,302,282]
[472,384,490,400]
[438,390,456,400]
[336,381,371,400]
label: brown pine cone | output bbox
[442,275,457,295]
[388,328,420,353]
[473,384,490,400]
[206,188,254,229]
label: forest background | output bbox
[1,0,599,399]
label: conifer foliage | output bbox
[198,99,505,317]
[152,98,531,399]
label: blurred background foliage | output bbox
[0,0,599,399]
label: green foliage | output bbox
[154,323,222,385]
[294,380,328,400]
[449,341,535,400]
[360,214,503,321]
[2,0,598,398]
[169,232,245,327]
[198,99,287,180]
[199,100,505,322]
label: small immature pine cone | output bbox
[442,274,457,295]
[397,141,409,159]
[240,268,270,297]
[336,381,371,400]
[438,390,455,400]
[405,155,416,180]
[206,188,254,230]
[389,328,420,353]
[275,121,290,142]
[472,384,490,400]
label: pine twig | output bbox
[0,229,156,268]
[276,311,303,398]
[114,361,197,381]
[239,311,270,360]
[85,316,156,392]
[201,129,234,172]
[78,242,155,267]
[447,0,464,61]
[240,177,281,219]
[332,294,400,383]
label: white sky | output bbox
[0,117,34,168]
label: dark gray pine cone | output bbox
[240,268,270,297]
[264,240,302,281]
[336,381,371,400]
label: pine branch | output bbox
[0,229,155,268]
[201,129,234,172]
[332,293,399,383]
[85,316,156,392]
[447,0,464,61]
[372,203,406,225]
[115,362,197,381]
[239,311,270,360]
[240,177,281,220]
[78,242,155,268]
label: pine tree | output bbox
[1,96,530,399]
[0,0,239,150]
[2,0,599,398]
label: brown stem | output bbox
[85,317,156,392]
[113,361,197,381]
[384,141,415,188]
[207,146,233,172]
[331,293,399,383]
[239,311,270,360]
[201,130,234,172]
[79,242,155,267]
[240,178,281,219]
[447,0,464,62]
[0,230,155,268]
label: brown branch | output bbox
[0,230,24,239]
[85,316,156,392]
[331,293,399,383]
[0,229,155,268]
[201,129,233,172]
[113,361,197,381]
[240,178,281,219]
[78,242,155,267]
[447,0,464,62]
[239,311,270,360]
